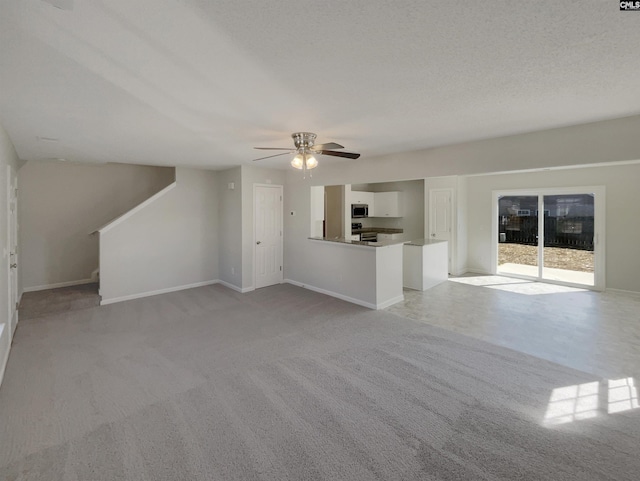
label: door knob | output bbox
[256,241,261,245]
[431,233,436,237]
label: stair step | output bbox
[19,283,101,321]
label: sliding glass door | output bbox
[542,194,595,286]
[497,195,539,277]
[494,187,604,289]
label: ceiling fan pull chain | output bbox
[302,152,307,179]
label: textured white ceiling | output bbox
[1,0,639,169]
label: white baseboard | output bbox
[100,280,219,305]
[463,268,491,275]
[450,266,470,276]
[11,310,18,338]
[23,278,95,293]
[375,295,405,310]
[0,323,8,389]
[217,280,253,293]
[285,279,402,310]
[605,287,640,297]
[90,268,100,282]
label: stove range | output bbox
[360,232,377,242]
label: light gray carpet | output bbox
[1,283,638,480]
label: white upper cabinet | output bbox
[352,190,403,217]
[351,191,374,206]
[372,192,403,217]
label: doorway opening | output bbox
[493,187,605,289]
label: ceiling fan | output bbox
[253,132,360,172]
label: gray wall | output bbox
[18,161,174,290]
[100,168,218,303]
[216,167,242,289]
[0,123,21,386]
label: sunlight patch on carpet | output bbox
[544,378,639,426]
[608,378,639,414]
[544,381,600,425]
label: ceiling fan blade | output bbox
[311,142,344,151]
[316,150,361,159]
[254,147,295,151]
[252,152,293,161]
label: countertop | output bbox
[309,237,405,247]
[351,227,403,234]
[403,239,448,246]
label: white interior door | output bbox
[429,188,453,272]
[7,166,18,335]
[254,184,283,289]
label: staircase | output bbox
[19,283,101,321]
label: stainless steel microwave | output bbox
[351,204,368,218]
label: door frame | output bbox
[6,165,18,335]
[253,183,284,289]
[491,186,606,290]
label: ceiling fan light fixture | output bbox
[291,154,304,169]
[291,153,318,170]
[305,155,318,169]
[253,132,359,169]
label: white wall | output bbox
[0,123,21,386]
[99,168,218,303]
[241,165,286,291]
[18,161,174,290]
[464,163,640,292]
[284,115,640,293]
[216,167,242,289]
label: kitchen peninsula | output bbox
[305,181,445,310]
[303,237,405,309]
[403,239,448,290]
